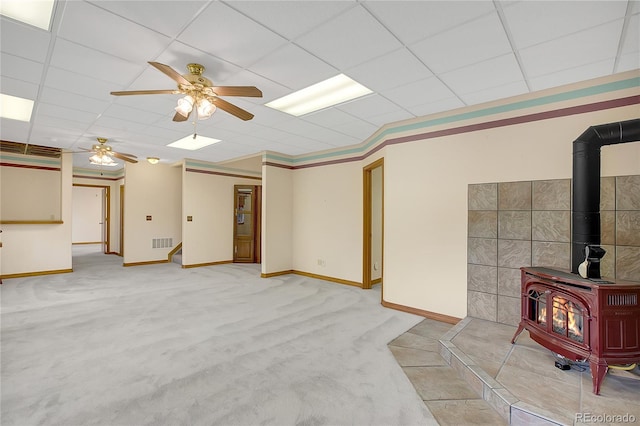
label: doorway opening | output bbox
[363,158,383,291]
[233,185,262,263]
[72,184,111,254]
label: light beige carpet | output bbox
[1,245,437,425]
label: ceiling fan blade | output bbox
[211,97,254,121]
[111,89,180,96]
[114,151,137,158]
[211,86,263,97]
[112,152,138,163]
[173,110,191,122]
[148,61,192,87]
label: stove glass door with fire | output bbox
[526,286,590,349]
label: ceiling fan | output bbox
[82,137,138,166]
[111,62,263,122]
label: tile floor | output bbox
[389,317,640,425]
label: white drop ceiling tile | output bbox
[459,80,528,106]
[620,14,639,55]
[86,0,207,37]
[0,17,51,62]
[331,119,378,141]
[406,97,466,118]
[39,87,110,114]
[345,48,432,92]
[410,11,512,74]
[0,118,30,141]
[380,76,458,108]
[44,67,118,100]
[32,113,90,132]
[177,2,287,68]
[36,102,99,124]
[440,54,524,95]
[49,39,144,85]
[33,126,83,143]
[503,1,628,49]
[335,94,404,119]
[57,1,171,63]
[92,115,150,134]
[616,52,640,73]
[0,75,39,99]
[111,93,177,114]
[529,59,616,92]
[302,108,362,127]
[519,20,624,78]
[102,103,166,125]
[0,53,44,84]
[364,1,496,45]
[250,44,338,90]
[296,5,402,70]
[135,122,185,141]
[230,1,355,40]
[364,109,415,128]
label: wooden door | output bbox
[233,186,255,262]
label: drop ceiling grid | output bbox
[0,0,637,168]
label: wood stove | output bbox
[512,267,640,394]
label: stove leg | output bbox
[589,360,608,395]
[511,323,525,344]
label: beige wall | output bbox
[123,162,181,264]
[182,167,260,266]
[261,164,293,275]
[0,154,73,276]
[291,162,362,283]
[382,104,639,319]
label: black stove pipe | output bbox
[571,118,640,277]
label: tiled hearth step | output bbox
[437,317,562,425]
[388,318,508,426]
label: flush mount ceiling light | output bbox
[0,0,55,30]
[265,74,373,116]
[167,134,221,151]
[0,93,34,121]
[146,157,160,164]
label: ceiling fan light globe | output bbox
[197,99,216,119]
[175,95,194,117]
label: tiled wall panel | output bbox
[468,175,640,326]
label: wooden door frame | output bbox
[362,158,384,291]
[119,185,124,256]
[73,184,111,254]
[233,185,262,263]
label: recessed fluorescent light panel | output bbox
[0,94,34,121]
[266,74,372,116]
[0,0,55,30]
[167,134,221,150]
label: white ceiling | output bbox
[1,1,638,169]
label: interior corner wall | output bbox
[291,162,362,283]
[261,164,293,275]
[123,162,181,264]
[0,154,73,276]
[182,169,260,266]
[382,104,640,320]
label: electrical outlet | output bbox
[317,259,326,267]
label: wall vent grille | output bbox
[152,238,173,249]
[607,293,637,306]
